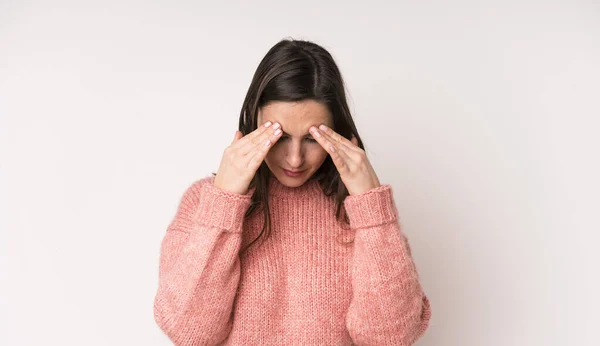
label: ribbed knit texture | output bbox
[153,175,431,345]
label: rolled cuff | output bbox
[343,184,398,229]
[192,178,253,233]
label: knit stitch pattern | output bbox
[154,175,431,345]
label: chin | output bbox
[279,173,307,185]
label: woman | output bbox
[153,38,432,345]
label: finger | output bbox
[326,139,353,174]
[309,125,349,159]
[240,122,280,155]
[316,125,361,153]
[248,126,282,168]
[234,121,274,150]
[247,122,281,155]
[309,125,334,152]
[309,125,351,154]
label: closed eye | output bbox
[279,136,318,143]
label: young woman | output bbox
[153,38,432,345]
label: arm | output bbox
[153,177,252,346]
[344,184,432,346]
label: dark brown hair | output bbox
[212,38,366,256]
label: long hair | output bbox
[212,38,366,256]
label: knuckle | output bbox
[226,148,238,159]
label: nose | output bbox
[285,140,304,168]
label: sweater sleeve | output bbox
[153,177,252,346]
[343,184,432,346]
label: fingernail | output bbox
[310,127,321,138]
[264,121,272,127]
[319,124,328,131]
[273,123,281,130]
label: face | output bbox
[257,99,333,187]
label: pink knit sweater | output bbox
[153,174,431,345]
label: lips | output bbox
[283,168,306,176]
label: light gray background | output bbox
[1,1,599,345]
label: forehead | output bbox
[258,100,332,129]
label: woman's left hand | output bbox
[309,124,381,195]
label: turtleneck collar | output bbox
[266,174,323,197]
[209,174,324,198]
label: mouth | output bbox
[283,168,306,176]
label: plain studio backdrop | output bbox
[1,0,599,345]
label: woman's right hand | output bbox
[213,121,282,195]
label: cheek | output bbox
[306,147,329,162]
[264,147,281,162]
